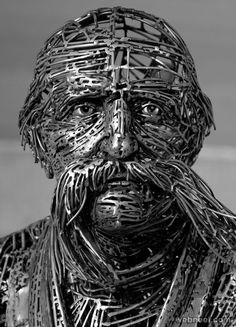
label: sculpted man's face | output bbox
[39,61,184,178]
[35,49,211,179]
[19,7,214,254]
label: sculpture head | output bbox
[19,6,213,179]
[19,7,231,275]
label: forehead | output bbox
[47,40,188,100]
[39,9,193,100]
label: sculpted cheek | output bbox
[72,117,105,156]
[39,129,73,175]
[39,116,105,177]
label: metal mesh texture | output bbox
[19,6,214,168]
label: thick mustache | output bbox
[52,158,236,258]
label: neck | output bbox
[63,225,208,327]
[65,217,191,305]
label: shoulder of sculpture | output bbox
[0,216,52,278]
[0,216,51,257]
[0,217,51,324]
[0,217,51,326]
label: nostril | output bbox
[100,133,138,159]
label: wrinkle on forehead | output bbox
[45,27,189,98]
[49,44,188,99]
[66,71,113,96]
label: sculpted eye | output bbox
[141,102,161,116]
[72,102,96,117]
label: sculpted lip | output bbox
[98,174,151,197]
[106,176,138,186]
[90,174,158,233]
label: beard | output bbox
[50,157,236,285]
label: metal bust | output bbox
[1,7,236,327]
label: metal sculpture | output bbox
[1,7,236,327]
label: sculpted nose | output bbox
[102,98,138,159]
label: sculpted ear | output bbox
[32,132,55,180]
[19,110,55,179]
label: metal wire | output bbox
[0,6,235,327]
[19,6,214,170]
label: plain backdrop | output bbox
[0,0,236,236]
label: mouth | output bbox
[90,171,161,233]
[54,158,172,230]
[104,174,144,191]
[107,173,132,185]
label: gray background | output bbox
[0,0,236,236]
